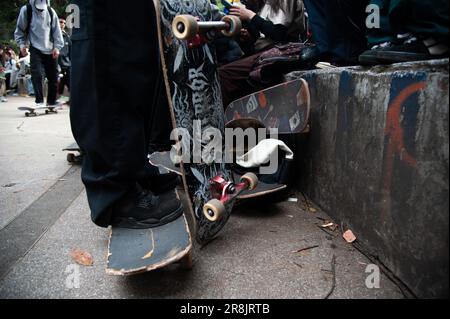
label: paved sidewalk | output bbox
[0,97,404,299]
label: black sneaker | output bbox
[110,189,183,229]
[140,172,180,195]
[359,34,449,65]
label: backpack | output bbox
[25,3,55,41]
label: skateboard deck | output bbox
[153,0,256,245]
[63,142,84,164]
[225,78,311,134]
[106,211,192,275]
[18,106,58,117]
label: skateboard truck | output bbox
[203,173,258,222]
[172,15,242,49]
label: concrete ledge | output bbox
[287,59,449,298]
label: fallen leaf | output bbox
[309,207,317,213]
[343,230,357,243]
[321,222,335,228]
[70,249,94,266]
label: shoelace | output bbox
[371,41,393,50]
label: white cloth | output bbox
[259,1,296,28]
[237,139,294,168]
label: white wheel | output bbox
[172,15,199,40]
[221,15,242,37]
[203,199,226,222]
[240,172,258,191]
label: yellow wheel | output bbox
[172,15,199,40]
[240,172,258,191]
[203,199,226,222]
[221,15,242,37]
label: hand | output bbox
[229,6,256,22]
[52,49,60,59]
[21,47,29,57]
[0,67,5,73]
[240,28,252,42]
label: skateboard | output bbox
[106,191,193,276]
[225,78,311,134]
[18,106,58,117]
[152,0,257,245]
[62,142,84,164]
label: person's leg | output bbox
[218,53,261,108]
[390,0,449,43]
[42,54,58,105]
[65,68,70,91]
[360,0,449,64]
[5,73,11,91]
[70,0,180,228]
[303,0,369,65]
[367,0,397,47]
[29,47,45,104]
[58,69,65,96]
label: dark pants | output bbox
[58,67,70,95]
[70,0,172,227]
[219,53,261,108]
[367,0,449,46]
[30,46,58,105]
[303,0,369,65]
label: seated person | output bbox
[219,0,305,107]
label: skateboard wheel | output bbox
[25,112,30,117]
[67,153,76,163]
[172,15,199,40]
[221,15,242,37]
[203,199,226,222]
[240,172,258,191]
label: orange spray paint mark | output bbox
[382,82,425,192]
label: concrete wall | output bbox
[286,59,449,298]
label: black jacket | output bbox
[58,31,71,68]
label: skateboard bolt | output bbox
[176,22,185,34]
[227,185,236,194]
[207,209,214,217]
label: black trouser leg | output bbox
[58,68,70,95]
[30,47,45,104]
[303,0,369,65]
[42,54,58,105]
[70,0,167,227]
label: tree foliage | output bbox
[0,0,69,46]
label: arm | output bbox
[250,15,288,42]
[51,9,65,52]
[14,7,29,52]
[230,6,288,43]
